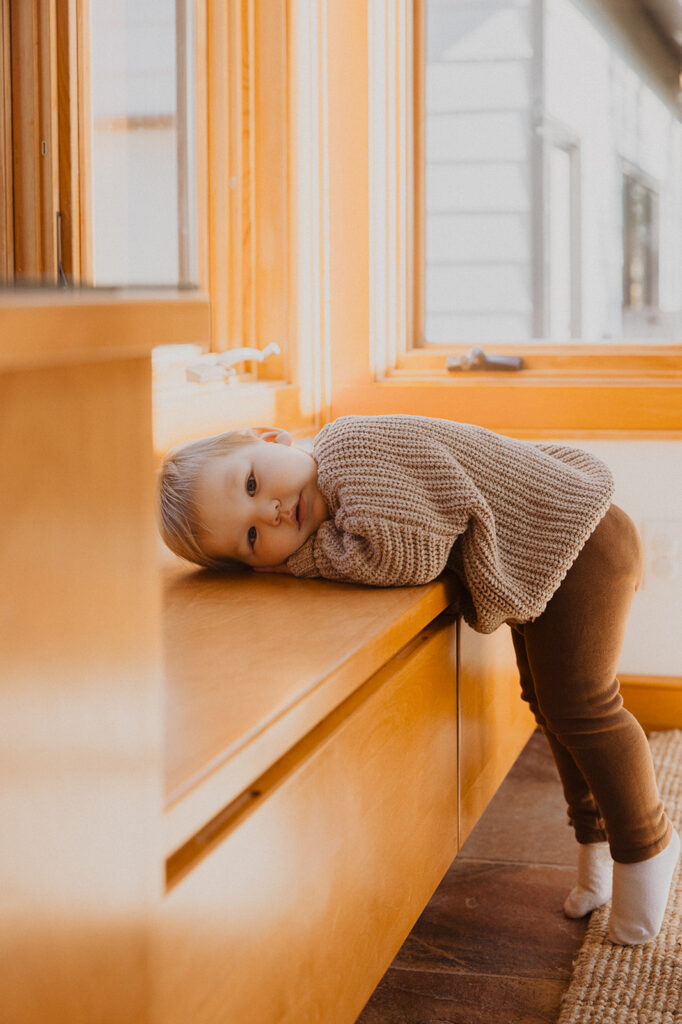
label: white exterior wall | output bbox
[424,0,682,343]
[545,0,682,341]
[424,0,535,343]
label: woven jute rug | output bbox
[558,729,682,1024]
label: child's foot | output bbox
[608,827,681,945]
[564,840,613,918]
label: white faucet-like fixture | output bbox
[186,343,281,383]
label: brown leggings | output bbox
[510,503,672,864]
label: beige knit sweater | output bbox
[286,415,615,634]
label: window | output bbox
[341,0,681,436]
[418,0,682,346]
[1,0,208,359]
[88,0,198,286]
[5,0,198,289]
[547,135,580,340]
[622,169,659,334]
[2,0,307,437]
[420,0,536,345]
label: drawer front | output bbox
[155,618,458,1024]
[458,620,535,845]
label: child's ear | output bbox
[246,425,292,446]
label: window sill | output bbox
[153,376,316,456]
[398,344,682,378]
[0,290,210,370]
[331,374,682,438]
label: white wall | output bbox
[543,438,682,676]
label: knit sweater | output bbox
[286,415,615,634]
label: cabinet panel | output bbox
[0,358,160,1024]
[155,619,458,1024]
[458,620,535,845]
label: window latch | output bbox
[446,346,523,373]
[186,342,281,383]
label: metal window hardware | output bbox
[186,342,281,383]
[446,346,523,373]
[56,212,68,287]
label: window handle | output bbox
[186,343,281,383]
[446,346,523,372]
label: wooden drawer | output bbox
[458,620,535,846]
[155,615,458,1024]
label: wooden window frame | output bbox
[2,0,209,345]
[153,0,328,450]
[322,0,682,439]
[0,0,12,279]
[2,0,329,445]
[7,0,201,289]
[4,0,681,441]
[206,0,289,373]
[7,0,59,283]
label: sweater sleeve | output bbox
[285,416,478,587]
[286,513,461,586]
[286,533,318,578]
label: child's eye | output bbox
[248,526,257,549]
[246,472,256,496]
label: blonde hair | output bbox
[157,430,256,569]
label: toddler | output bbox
[158,413,680,945]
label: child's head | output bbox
[158,426,329,570]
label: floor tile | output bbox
[390,860,587,980]
[460,731,580,868]
[355,730,591,1024]
[355,967,569,1024]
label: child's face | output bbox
[193,427,329,569]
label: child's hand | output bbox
[253,563,293,575]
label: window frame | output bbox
[327,0,682,437]
[2,0,681,443]
[0,0,211,388]
[1,0,327,446]
[7,0,60,283]
[0,0,12,280]
[153,0,333,450]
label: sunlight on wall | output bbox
[547,438,682,675]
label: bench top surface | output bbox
[161,550,459,846]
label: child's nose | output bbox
[263,499,295,526]
[260,499,284,526]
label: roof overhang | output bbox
[639,0,682,56]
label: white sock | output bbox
[608,827,681,945]
[564,840,613,918]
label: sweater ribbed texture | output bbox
[286,415,615,634]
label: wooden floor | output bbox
[356,729,590,1024]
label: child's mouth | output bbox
[297,493,305,528]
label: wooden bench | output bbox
[1,317,533,1021]
[155,555,535,1023]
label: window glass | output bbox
[422,0,682,344]
[548,144,575,340]
[89,0,197,286]
[623,174,659,334]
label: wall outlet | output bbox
[639,519,681,589]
